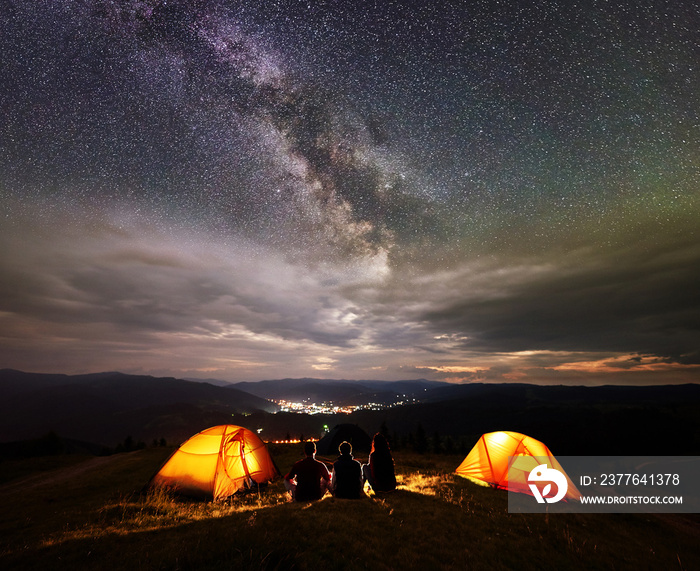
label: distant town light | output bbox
[267,438,319,444]
[270,393,424,416]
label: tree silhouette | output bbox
[380,420,390,443]
[414,423,428,454]
[432,431,442,454]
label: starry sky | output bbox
[1,0,698,385]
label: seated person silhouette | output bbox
[330,441,363,499]
[362,433,397,493]
[284,441,331,501]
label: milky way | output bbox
[1,0,698,384]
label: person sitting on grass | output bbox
[330,441,363,499]
[284,441,331,502]
[362,433,397,493]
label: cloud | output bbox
[0,209,393,372]
[418,239,700,364]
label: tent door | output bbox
[221,431,254,489]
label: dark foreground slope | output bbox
[0,446,698,571]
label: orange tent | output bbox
[149,425,279,500]
[455,431,581,501]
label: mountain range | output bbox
[0,369,275,447]
[231,377,445,405]
[2,369,699,457]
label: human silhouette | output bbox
[330,441,363,499]
[284,441,330,501]
[362,433,396,492]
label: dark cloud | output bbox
[421,240,700,364]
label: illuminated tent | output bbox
[455,431,581,501]
[149,425,279,500]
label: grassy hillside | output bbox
[1,445,699,570]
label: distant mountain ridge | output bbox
[0,369,277,446]
[3,369,699,457]
[231,378,447,405]
[230,380,700,456]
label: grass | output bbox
[0,453,93,485]
[1,445,699,570]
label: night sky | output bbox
[1,0,698,384]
